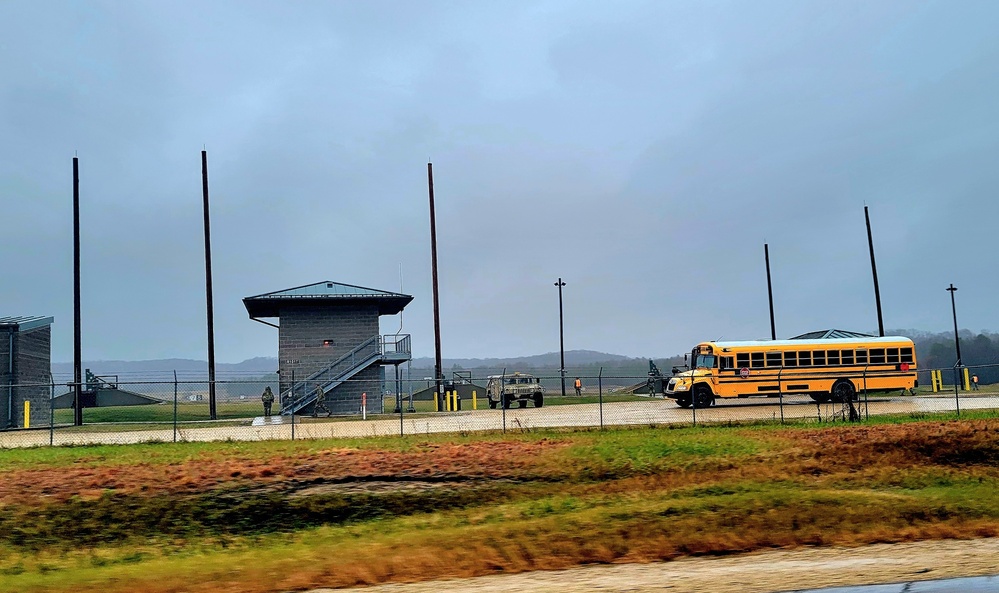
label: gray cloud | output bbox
[2,0,997,364]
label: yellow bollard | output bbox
[434,391,439,412]
[449,391,456,411]
[472,390,477,410]
[23,401,30,428]
[963,367,971,391]
[931,370,938,392]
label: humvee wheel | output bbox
[533,392,544,408]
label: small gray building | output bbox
[1,316,54,429]
[243,281,413,415]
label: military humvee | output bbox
[485,373,545,409]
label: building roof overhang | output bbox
[243,281,413,318]
[0,316,54,332]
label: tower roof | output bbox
[243,281,413,318]
[789,329,875,340]
[0,316,54,332]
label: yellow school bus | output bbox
[665,334,917,408]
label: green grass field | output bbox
[1,411,997,593]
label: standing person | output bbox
[261,386,275,416]
[972,374,980,391]
[574,377,582,396]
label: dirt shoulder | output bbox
[329,538,999,593]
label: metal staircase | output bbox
[280,334,410,415]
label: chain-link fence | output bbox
[2,364,998,447]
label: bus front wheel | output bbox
[692,384,714,408]
[831,380,856,403]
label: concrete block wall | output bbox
[1,326,52,429]
[277,304,384,413]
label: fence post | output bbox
[598,367,604,430]
[863,366,870,421]
[954,365,961,417]
[778,367,784,425]
[173,370,178,443]
[501,368,506,434]
[291,370,296,441]
[49,375,54,446]
[691,381,697,428]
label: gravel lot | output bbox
[2,394,997,447]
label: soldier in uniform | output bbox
[261,386,275,416]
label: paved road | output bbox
[1,394,996,448]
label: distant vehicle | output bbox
[665,336,918,408]
[485,373,545,409]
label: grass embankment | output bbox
[1,415,998,592]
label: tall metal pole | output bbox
[555,278,566,397]
[73,156,83,426]
[764,243,776,340]
[865,206,885,337]
[201,150,217,420]
[427,163,443,401]
[947,284,962,366]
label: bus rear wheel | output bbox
[831,380,856,403]
[692,384,714,408]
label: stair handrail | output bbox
[282,336,382,412]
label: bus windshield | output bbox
[694,354,716,369]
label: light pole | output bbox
[555,278,566,397]
[947,284,963,390]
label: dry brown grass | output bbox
[2,419,998,593]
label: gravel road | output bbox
[318,538,999,593]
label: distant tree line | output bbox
[896,330,998,386]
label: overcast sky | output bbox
[2,0,998,364]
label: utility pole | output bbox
[865,206,885,337]
[428,163,443,403]
[764,243,776,340]
[202,150,217,420]
[73,156,83,426]
[555,278,566,397]
[947,284,962,366]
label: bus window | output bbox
[842,350,855,365]
[856,350,868,364]
[737,353,750,368]
[720,356,734,370]
[887,348,900,364]
[901,348,914,364]
[751,352,765,368]
[694,354,716,369]
[870,349,886,364]
[784,352,797,367]
[813,351,826,366]
[799,351,812,366]
[766,352,782,367]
